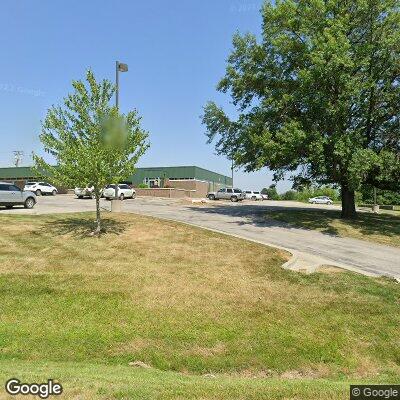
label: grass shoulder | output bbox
[266,208,400,247]
[0,360,359,400]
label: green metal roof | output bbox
[0,165,232,186]
[0,166,39,179]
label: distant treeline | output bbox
[261,185,400,205]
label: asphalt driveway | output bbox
[2,195,400,279]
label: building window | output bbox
[144,177,160,188]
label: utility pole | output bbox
[13,151,23,167]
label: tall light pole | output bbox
[113,61,128,205]
[115,61,128,109]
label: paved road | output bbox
[2,195,400,279]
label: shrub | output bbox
[261,185,280,200]
[282,190,297,200]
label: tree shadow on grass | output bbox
[186,203,400,242]
[269,209,342,236]
[42,216,128,238]
[270,208,400,240]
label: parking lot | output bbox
[1,194,399,280]
[0,193,342,214]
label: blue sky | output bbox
[0,0,290,192]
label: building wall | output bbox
[165,180,209,197]
[129,166,232,188]
[135,188,195,198]
[194,166,232,188]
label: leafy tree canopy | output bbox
[203,0,400,218]
[34,70,149,233]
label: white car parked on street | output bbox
[308,196,333,205]
[244,190,263,200]
[24,181,57,196]
[103,184,136,200]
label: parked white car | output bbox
[308,196,333,205]
[244,190,263,200]
[24,181,57,196]
[103,184,136,200]
[74,186,96,199]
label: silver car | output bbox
[308,196,333,205]
[0,182,37,209]
[207,188,245,202]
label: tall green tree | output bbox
[203,0,400,218]
[34,70,149,234]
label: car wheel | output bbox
[35,189,42,196]
[5,205,13,209]
[327,201,332,205]
[52,190,57,196]
[119,193,124,201]
[312,201,316,204]
[231,196,238,202]
[131,192,136,199]
[24,197,35,209]
[77,195,83,199]
[252,196,256,200]
[208,194,215,200]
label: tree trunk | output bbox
[341,184,357,219]
[94,194,101,234]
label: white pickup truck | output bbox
[207,188,245,202]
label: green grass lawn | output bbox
[0,212,399,399]
[0,360,355,400]
[267,208,400,247]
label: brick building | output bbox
[0,165,232,198]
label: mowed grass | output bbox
[0,360,354,400]
[0,212,399,399]
[267,208,400,247]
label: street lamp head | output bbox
[117,62,128,72]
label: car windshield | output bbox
[26,182,37,185]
